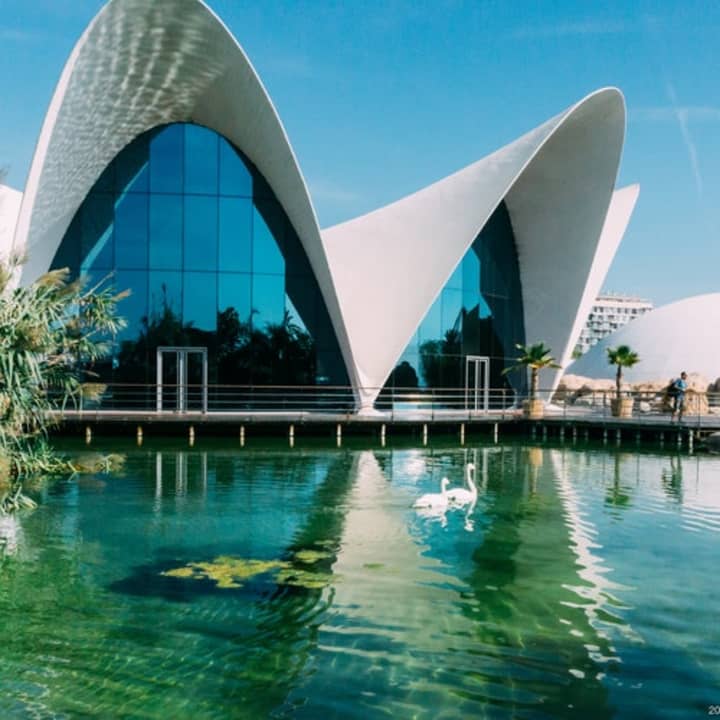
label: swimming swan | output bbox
[447,463,477,507]
[413,477,450,508]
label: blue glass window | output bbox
[462,251,480,308]
[183,272,217,331]
[116,133,149,193]
[49,122,349,389]
[184,125,218,195]
[185,195,218,272]
[252,207,285,275]
[418,295,442,344]
[252,274,285,329]
[81,193,114,271]
[148,271,182,321]
[114,193,147,269]
[149,194,183,270]
[441,289,462,333]
[150,124,183,194]
[219,138,252,196]
[446,262,463,290]
[219,197,252,272]
[219,273,252,324]
[114,270,147,340]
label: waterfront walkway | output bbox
[52,405,720,446]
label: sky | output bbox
[1,0,719,307]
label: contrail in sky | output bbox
[666,81,703,197]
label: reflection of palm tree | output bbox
[527,446,543,495]
[419,328,462,388]
[116,295,318,387]
[606,453,632,507]
[461,446,615,718]
[219,309,316,386]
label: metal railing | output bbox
[47,383,720,425]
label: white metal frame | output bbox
[156,346,208,413]
[464,355,490,412]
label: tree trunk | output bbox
[531,367,539,400]
[615,364,622,400]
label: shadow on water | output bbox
[105,448,362,716]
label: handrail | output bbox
[46,382,720,423]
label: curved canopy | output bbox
[322,89,628,406]
[12,0,356,387]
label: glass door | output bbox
[464,355,490,412]
[156,347,208,412]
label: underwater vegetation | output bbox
[161,548,335,590]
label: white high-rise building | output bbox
[575,294,653,356]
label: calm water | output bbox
[1,440,719,719]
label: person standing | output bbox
[670,371,688,421]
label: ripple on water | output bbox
[1,444,720,718]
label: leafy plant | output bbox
[0,254,127,493]
[606,345,640,399]
[503,342,560,400]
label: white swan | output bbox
[413,477,450,509]
[447,463,478,507]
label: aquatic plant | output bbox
[161,550,336,591]
[292,549,333,564]
[162,556,290,589]
[276,567,333,590]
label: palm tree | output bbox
[606,345,639,399]
[503,342,560,401]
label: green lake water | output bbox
[1,440,719,718]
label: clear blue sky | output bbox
[1,0,718,306]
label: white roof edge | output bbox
[323,88,627,405]
[12,0,358,391]
[562,183,640,368]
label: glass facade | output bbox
[51,123,349,389]
[382,201,526,400]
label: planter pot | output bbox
[523,398,544,420]
[611,397,634,418]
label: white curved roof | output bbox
[568,294,720,382]
[323,89,628,406]
[12,0,636,407]
[12,0,357,388]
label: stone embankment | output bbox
[555,373,720,415]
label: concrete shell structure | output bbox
[323,100,636,406]
[8,0,638,409]
[568,294,720,383]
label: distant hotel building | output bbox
[575,294,653,356]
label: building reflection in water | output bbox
[550,448,640,655]
[153,451,208,513]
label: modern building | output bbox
[568,294,720,384]
[575,293,653,356]
[0,0,639,412]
